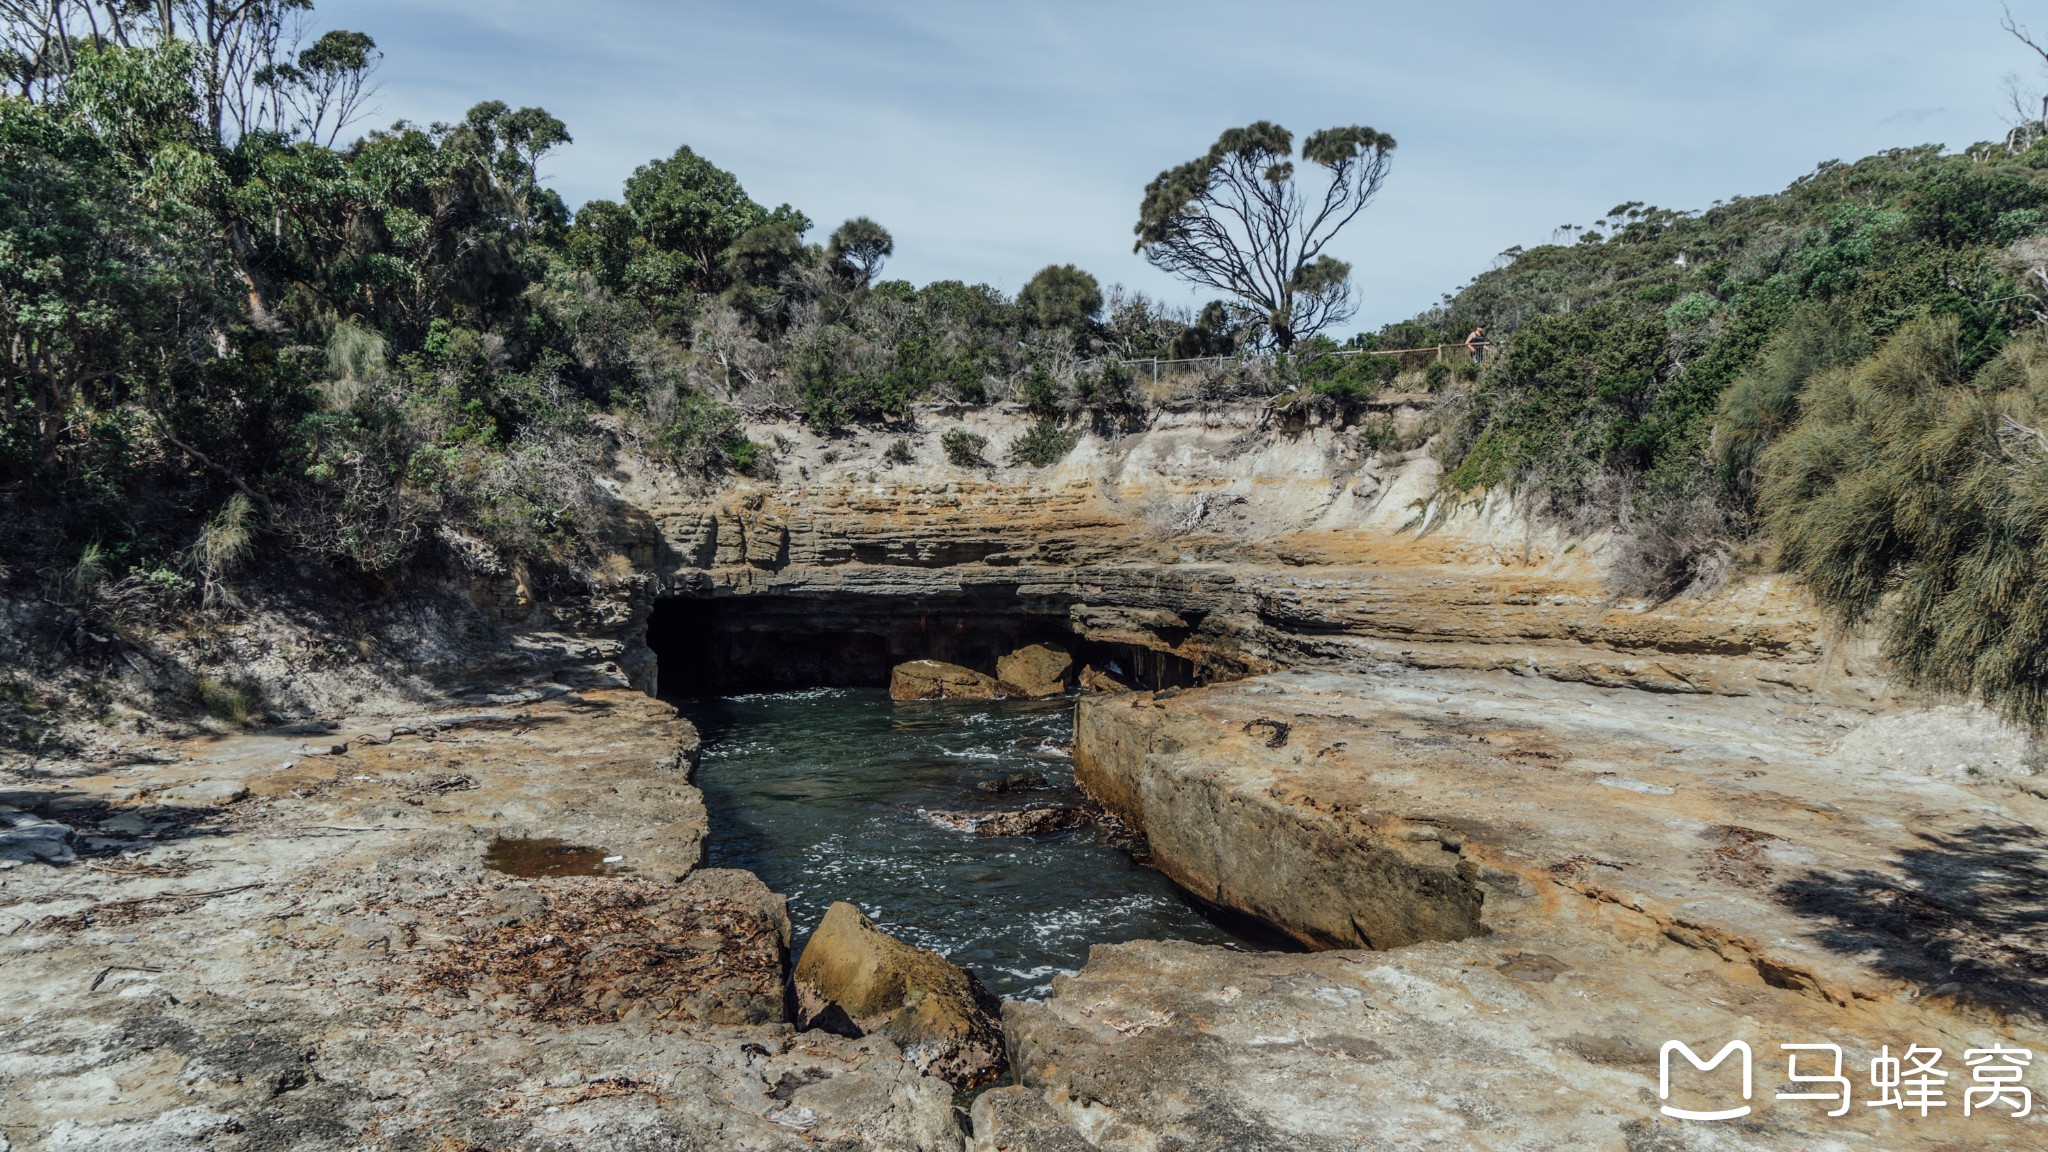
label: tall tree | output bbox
[1135,120,1394,350]
[827,216,892,287]
[1017,263,1101,332]
[622,145,770,293]
[262,26,378,147]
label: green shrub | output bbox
[941,430,989,467]
[1020,367,1063,416]
[655,390,759,475]
[1423,359,1451,390]
[1760,317,2048,731]
[1009,418,1079,467]
[1358,415,1402,454]
[1079,361,1146,426]
[1711,301,1872,494]
[884,438,914,465]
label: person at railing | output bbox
[1465,325,1488,364]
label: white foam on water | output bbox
[938,746,1004,760]
[720,687,853,703]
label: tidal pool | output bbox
[677,688,1266,998]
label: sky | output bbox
[332,0,2028,331]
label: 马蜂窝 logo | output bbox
[1658,1038,2033,1122]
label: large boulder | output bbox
[996,643,1073,698]
[889,659,1004,701]
[794,901,1007,1089]
[0,808,74,867]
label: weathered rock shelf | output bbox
[7,403,2047,1149]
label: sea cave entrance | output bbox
[642,591,1268,1000]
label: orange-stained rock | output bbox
[995,643,1072,698]
[889,659,1004,701]
[795,901,1006,1089]
[1077,664,1135,694]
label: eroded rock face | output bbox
[890,659,1005,701]
[627,405,1907,708]
[996,643,1073,698]
[794,901,1007,1089]
[1074,685,1486,951]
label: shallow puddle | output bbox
[484,837,620,877]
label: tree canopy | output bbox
[828,216,892,287]
[1135,120,1395,349]
[1017,263,1102,332]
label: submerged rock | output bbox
[996,643,1072,698]
[794,901,1006,1089]
[920,806,1085,837]
[889,659,1005,701]
[976,770,1049,794]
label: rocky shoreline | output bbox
[6,403,2047,1149]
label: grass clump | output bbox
[190,676,266,727]
[884,438,915,465]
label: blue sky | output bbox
[333,0,2026,330]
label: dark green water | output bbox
[679,688,1263,998]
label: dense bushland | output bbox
[1761,318,2048,731]
[1395,138,2048,726]
[10,2,2048,731]
[0,2,1239,614]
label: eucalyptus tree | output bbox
[1135,120,1394,350]
[260,26,379,147]
[827,216,892,288]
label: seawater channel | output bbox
[673,687,1268,998]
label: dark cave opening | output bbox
[645,594,1200,697]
